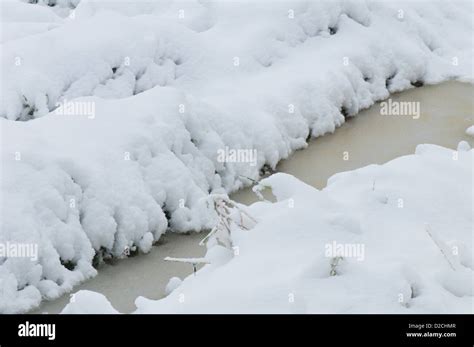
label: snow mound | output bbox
[457,140,471,152]
[127,144,471,313]
[465,125,474,138]
[61,290,119,314]
[1,0,473,312]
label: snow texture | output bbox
[1,0,473,312]
[61,290,119,314]
[164,277,182,296]
[63,144,473,313]
[466,125,474,138]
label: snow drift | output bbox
[63,144,473,313]
[0,0,473,312]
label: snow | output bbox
[61,290,119,314]
[1,0,473,312]
[164,277,182,296]
[466,126,474,138]
[0,1,63,43]
[62,143,473,313]
[457,140,471,151]
[164,257,208,264]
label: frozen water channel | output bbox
[30,81,473,314]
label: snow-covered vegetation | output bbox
[63,143,473,313]
[0,0,472,313]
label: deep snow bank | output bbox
[63,143,473,313]
[1,0,473,312]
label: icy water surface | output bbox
[30,232,206,314]
[31,81,473,313]
[233,81,473,204]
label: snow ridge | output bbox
[0,0,472,312]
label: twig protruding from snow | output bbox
[424,223,456,271]
[164,257,210,276]
[330,256,344,276]
[199,195,257,249]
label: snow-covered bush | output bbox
[1,0,472,312]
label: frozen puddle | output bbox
[30,81,473,314]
